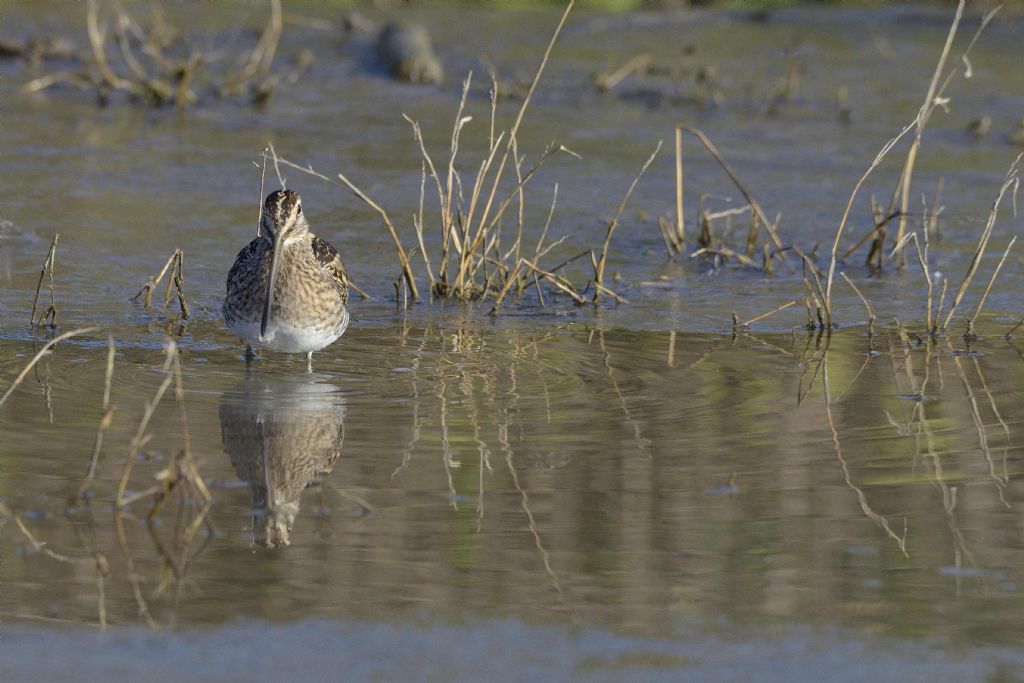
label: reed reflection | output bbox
[219,374,346,547]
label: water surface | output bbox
[2,2,1024,680]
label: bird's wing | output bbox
[311,235,350,305]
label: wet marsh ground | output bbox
[2,1,1024,680]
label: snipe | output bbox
[223,190,350,368]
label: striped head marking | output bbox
[261,189,308,243]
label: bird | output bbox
[223,189,350,369]
[220,375,346,548]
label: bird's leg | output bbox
[306,352,313,373]
[245,345,257,366]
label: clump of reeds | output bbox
[822,0,999,325]
[22,0,294,108]
[271,0,652,311]
[132,248,190,319]
[401,0,581,304]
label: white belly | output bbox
[227,310,349,354]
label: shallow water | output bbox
[2,2,1024,680]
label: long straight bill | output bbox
[261,233,284,339]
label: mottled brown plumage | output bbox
[223,190,350,362]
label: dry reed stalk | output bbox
[942,154,1022,331]
[170,345,211,503]
[522,259,585,304]
[737,300,799,329]
[690,246,759,269]
[0,327,97,408]
[132,249,190,318]
[675,126,684,249]
[466,0,575,258]
[926,176,945,236]
[14,515,90,565]
[32,0,285,108]
[489,259,525,315]
[224,0,283,95]
[112,3,172,102]
[801,297,815,329]
[402,75,471,289]
[413,162,436,289]
[86,0,143,97]
[823,117,918,327]
[115,342,178,507]
[267,141,286,189]
[30,233,59,328]
[888,2,1000,261]
[79,336,116,497]
[889,231,935,334]
[511,183,560,294]
[437,4,579,300]
[456,143,577,296]
[256,145,269,237]
[839,271,876,334]
[966,235,1017,339]
[175,51,201,110]
[801,254,828,330]
[935,277,949,331]
[675,123,787,258]
[595,53,651,92]
[841,209,900,263]
[594,141,662,302]
[657,216,677,257]
[887,0,964,264]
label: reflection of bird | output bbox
[223,190,350,367]
[219,375,346,548]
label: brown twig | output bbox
[79,336,116,497]
[737,300,799,329]
[594,141,662,302]
[30,233,59,328]
[942,154,1022,331]
[966,235,1017,339]
[839,272,876,334]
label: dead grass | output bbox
[22,0,291,108]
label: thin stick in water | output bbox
[0,328,97,408]
[30,234,59,328]
[594,141,662,302]
[966,235,1017,339]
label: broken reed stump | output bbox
[30,233,59,328]
[132,249,190,319]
